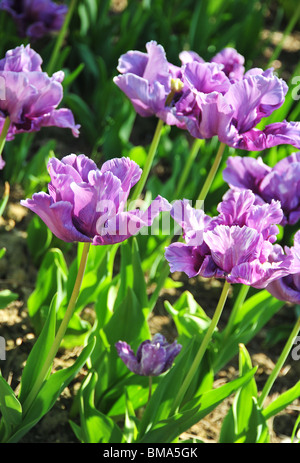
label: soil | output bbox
[0,187,299,444]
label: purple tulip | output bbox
[0,45,80,168]
[114,41,300,152]
[180,47,245,82]
[181,66,300,151]
[0,0,68,40]
[21,154,171,245]
[266,232,300,303]
[113,41,173,119]
[223,152,300,226]
[165,190,292,288]
[115,333,182,376]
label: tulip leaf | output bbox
[0,373,22,436]
[27,248,68,333]
[262,381,300,421]
[164,290,211,343]
[219,344,269,443]
[214,290,285,371]
[138,367,257,444]
[78,371,125,443]
[7,337,95,443]
[0,289,18,310]
[18,294,57,405]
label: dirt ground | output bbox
[0,188,299,444]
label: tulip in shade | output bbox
[115,333,182,376]
[165,190,292,288]
[0,0,68,40]
[0,44,80,168]
[21,154,171,245]
[223,152,300,226]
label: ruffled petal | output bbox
[113,73,167,117]
[115,341,140,374]
[20,193,91,243]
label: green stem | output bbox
[170,280,231,415]
[196,141,226,204]
[0,116,10,160]
[175,138,203,197]
[258,314,300,408]
[47,0,78,76]
[222,284,250,343]
[130,118,164,202]
[148,376,152,403]
[22,242,91,415]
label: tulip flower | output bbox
[266,231,300,303]
[223,152,300,225]
[21,154,171,245]
[165,190,292,288]
[115,333,182,376]
[0,0,68,40]
[0,44,80,168]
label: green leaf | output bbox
[262,381,300,421]
[27,248,68,332]
[138,368,257,444]
[0,181,9,217]
[214,290,285,371]
[0,373,22,428]
[62,63,85,88]
[7,337,95,443]
[122,389,138,443]
[18,294,57,405]
[291,413,300,443]
[131,238,149,313]
[26,216,53,264]
[0,289,18,310]
[164,290,211,342]
[219,345,269,443]
[79,371,124,443]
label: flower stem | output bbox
[0,116,10,159]
[196,141,226,204]
[22,242,91,415]
[47,0,78,76]
[222,284,250,343]
[170,280,231,415]
[175,138,204,197]
[148,376,152,403]
[131,118,164,202]
[258,314,300,408]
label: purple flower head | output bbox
[0,0,68,40]
[179,47,245,82]
[165,190,291,288]
[266,232,300,303]
[223,152,300,226]
[115,333,182,376]
[113,41,172,118]
[211,47,245,82]
[0,45,80,169]
[21,154,171,245]
[174,61,300,151]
